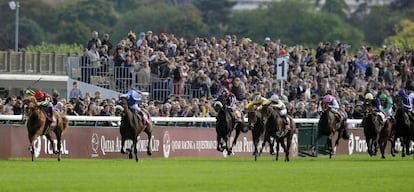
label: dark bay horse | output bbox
[246,108,266,161]
[23,96,69,161]
[314,104,349,159]
[362,106,382,157]
[213,94,241,155]
[119,97,153,162]
[261,104,296,162]
[394,107,414,157]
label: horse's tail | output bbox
[61,115,69,134]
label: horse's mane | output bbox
[23,96,37,105]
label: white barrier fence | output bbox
[0,115,362,125]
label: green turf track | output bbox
[0,155,413,192]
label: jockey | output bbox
[245,92,269,111]
[217,88,243,125]
[268,94,291,129]
[34,90,54,133]
[120,89,148,124]
[398,89,414,119]
[364,93,374,107]
[322,94,344,129]
[378,93,393,116]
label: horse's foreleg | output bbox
[334,130,342,147]
[28,134,36,161]
[278,138,289,162]
[379,138,386,159]
[312,132,323,157]
[53,129,63,161]
[231,128,241,151]
[120,138,127,154]
[45,134,56,156]
[132,138,138,162]
[390,138,396,157]
[145,126,153,156]
[284,134,293,162]
[216,136,224,152]
[275,139,280,161]
[327,136,333,159]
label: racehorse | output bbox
[378,118,395,159]
[118,97,153,162]
[394,107,414,157]
[362,105,382,157]
[22,96,69,161]
[246,108,266,161]
[261,104,296,162]
[313,103,349,159]
[213,94,241,155]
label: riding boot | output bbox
[47,106,53,122]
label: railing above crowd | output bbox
[0,51,70,75]
[67,56,204,102]
[0,50,205,102]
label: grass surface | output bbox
[0,155,413,192]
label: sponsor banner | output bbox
[0,125,407,159]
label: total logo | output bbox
[32,136,69,158]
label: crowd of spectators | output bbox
[1,30,413,126]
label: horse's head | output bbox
[216,94,228,107]
[22,96,38,114]
[117,97,130,115]
[260,104,275,121]
[247,108,261,128]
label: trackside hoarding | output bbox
[0,125,400,160]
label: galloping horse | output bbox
[394,107,414,157]
[246,108,266,161]
[261,104,296,162]
[118,97,153,162]
[213,94,241,155]
[314,103,349,159]
[362,105,382,157]
[23,96,68,161]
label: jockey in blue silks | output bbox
[121,89,143,114]
[120,90,149,125]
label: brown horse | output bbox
[213,94,241,155]
[246,108,266,161]
[378,118,395,159]
[118,97,153,162]
[394,107,414,157]
[261,104,296,162]
[362,106,382,157]
[22,96,68,161]
[313,104,349,159]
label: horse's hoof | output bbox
[128,153,133,159]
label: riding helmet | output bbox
[34,90,44,100]
[364,93,374,100]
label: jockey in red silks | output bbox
[34,90,54,133]
[34,90,54,121]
